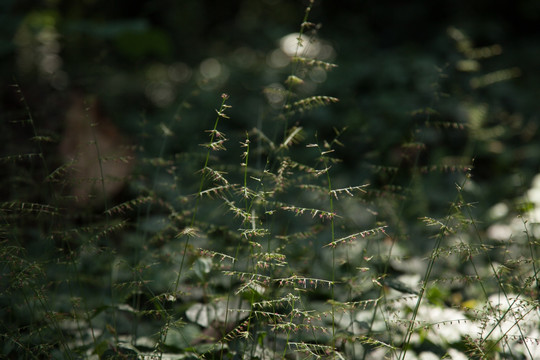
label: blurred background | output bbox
[2,2,540,356]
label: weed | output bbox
[2,1,539,360]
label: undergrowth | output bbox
[2,1,539,359]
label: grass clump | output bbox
[2,1,539,359]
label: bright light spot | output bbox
[318,43,336,60]
[279,32,320,57]
[456,59,480,72]
[487,224,512,241]
[487,202,508,220]
[446,349,469,360]
[168,62,191,83]
[200,58,222,79]
[145,81,174,108]
[529,207,540,224]
[264,83,286,108]
[266,49,289,68]
[532,173,540,189]
[532,222,540,238]
[528,188,540,204]
[197,58,229,90]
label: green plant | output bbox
[2,1,540,360]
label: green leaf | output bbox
[193,257,212,281]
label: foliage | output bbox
[2,1,540,359]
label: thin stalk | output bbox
[174,94,229,293]
[282,298,297,360]
[460,193,533,358]
[315,137,337,353]
[132,95,192,343]
[154,94,230,357]
[399,176,471,360]
[11,84,81,356]
[324,162,336,345]
[175,93,230,290]
[281,0,316,138]
[221,131,251,358]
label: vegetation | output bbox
[2,1,540,359]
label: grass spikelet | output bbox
[3,4,536,360]
[1,201,60,216]
[103,195,154,215]
[329,184,369,199]
[284,95,339,115]
[324,226,389,247]
[292,56,338,71]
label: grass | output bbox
[2,1,540,359]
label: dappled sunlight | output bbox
[2,1,539,359]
